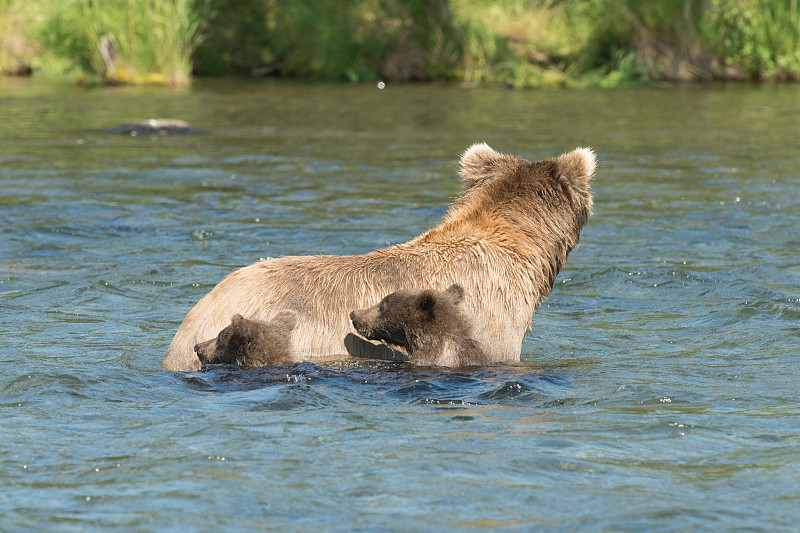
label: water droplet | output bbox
[192,229,212,240]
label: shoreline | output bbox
[2,0,798,89]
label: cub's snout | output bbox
[349,306,378,340]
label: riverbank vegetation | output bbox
[2,0,798,87]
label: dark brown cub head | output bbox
[349,284,468,350]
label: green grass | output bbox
[709,0,800,80]
[575,0,800,82]
[37,0,206,86]
[0,0,41,75]
[2,0,798,86]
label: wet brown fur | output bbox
[194,310,297,367]
[163,144,596,371]
[350,285,489,368]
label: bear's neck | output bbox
[407,335,445,366]
[406,331,468,367]
[424,199,589,303]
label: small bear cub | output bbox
[349,284,489,368]
[194,311,297,367]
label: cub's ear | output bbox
[459,142,499,189]
[417,291,437,314]
[231,314,247,327]
[442,284,464,305]
[273,310,298,331]
[556,147,596,192]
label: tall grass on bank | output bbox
[0,0,40,75]
[2,0,799,86]
[39,0,205,86]
[710,0,800,80]
[193,0,585,86]
[448,0,593,87]
[578,0,800,82]
[195,0,458,82]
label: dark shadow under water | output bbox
[172,360,577,408]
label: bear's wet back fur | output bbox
[350,284,489,368]
[194,311,297,367]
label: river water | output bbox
[1,78,798,532]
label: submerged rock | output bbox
[114,119,194,136]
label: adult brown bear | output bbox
[162,143,596,371]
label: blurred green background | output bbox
[2,0,798,87]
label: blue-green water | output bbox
[1,78,798,532]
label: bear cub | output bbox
[349,284,489,368]
[194,311,297,367]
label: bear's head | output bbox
[455,142,595,212]
[194,310,297,366]
[349,284,467,349]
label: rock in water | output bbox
[117,119,193,136]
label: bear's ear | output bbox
[556,147,596,192]
[459,142,499,187]
[231,314,246,327]
[442,284,464,305]
[273,310,298,331]
[417,291,437,315]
